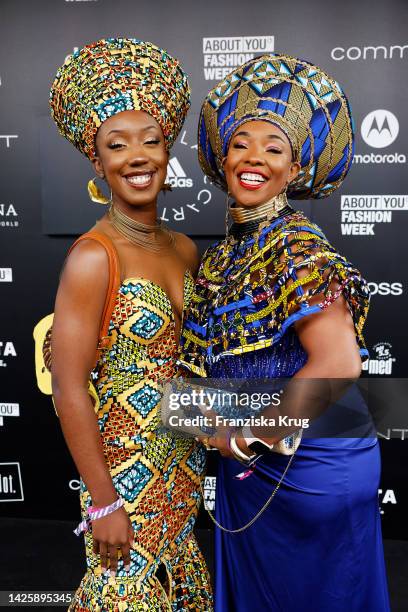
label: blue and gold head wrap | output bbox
[50,38,191,159]
[198,52,354,199]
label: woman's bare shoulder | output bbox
[61,237,110,293]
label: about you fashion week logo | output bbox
[0,403,20,428]
[202,35,275,80]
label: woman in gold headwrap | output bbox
[49,38,212,610]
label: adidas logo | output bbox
[166,158,193,188]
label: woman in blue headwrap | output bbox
[178,54,390,611]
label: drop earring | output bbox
[225,192,231,237]
[87,177,112,205]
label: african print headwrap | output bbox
[198,53,354,199]
[50,38,191,159]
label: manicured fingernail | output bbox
[125,564,130,572]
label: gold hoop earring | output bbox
[87,177,111,205]
[225,192,231,237]
[279,180,290,196]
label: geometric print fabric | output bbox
[71,274,213,610]
[198,52,354,200]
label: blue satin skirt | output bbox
[214,438,390,612]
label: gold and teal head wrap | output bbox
[50,38,191,159]
[198,52,354,199]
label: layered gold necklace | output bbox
[229,192,289,225]
[109,205,175,252]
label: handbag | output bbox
[161,377,302,532]
[33,231,120,413]
[161,378,302,455]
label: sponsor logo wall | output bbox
[0,268,13,282]
[0,135,18,149]
[0,403,20,428]
[0,463,24,502]
[340,195,408,236]
[367,282,403,296]
[0,204,19,228]
[202,35,275,80]
[331,44,408,61]
[355,109,405,165]
[0,342,17,368]
[0,0,407,540]
[363,342,396,376]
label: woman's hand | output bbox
[197,431,253,460]
[92,506,134,575]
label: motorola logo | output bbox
[361,110,399,149]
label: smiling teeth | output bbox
[240,172,266,184]
[127,174,152,185]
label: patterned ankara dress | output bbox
[179,207,390,612]
[70,268,213,611]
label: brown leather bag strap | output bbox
[68,231,120,361]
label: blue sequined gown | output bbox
[209,330,390,612]
[179,208,390,611]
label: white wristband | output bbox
[230,431,257,462]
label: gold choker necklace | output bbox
[229,192,289,224]
[109,205,175,252]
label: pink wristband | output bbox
[73,497,124,536]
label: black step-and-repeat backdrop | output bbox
[1,0,407,538]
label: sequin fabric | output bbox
[70,273,213,611]
[50,38,191,159]
[179,208,370,378]
[198,53,354,199]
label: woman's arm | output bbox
[52,240,133,574]
[294,293,362,379]
[206,295,363,457]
